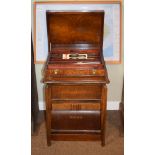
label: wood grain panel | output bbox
[51,110,101,131]
[47,12,103,45]
[51,85,102,99]
[52,102,100,110]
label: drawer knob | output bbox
[54,69,58,75]
[92,69,96,75]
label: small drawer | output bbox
[63,69,105,76]
[51,110,101,131]
[49,69,105,76]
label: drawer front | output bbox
[45,76,106,82]
[48,69,105,76]
[64,69,104,76]
[52,102,100,110]
[51,85,102,99]
[51,110,100,131]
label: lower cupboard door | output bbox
[51,110,101,132]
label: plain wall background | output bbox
[32,0,124,109]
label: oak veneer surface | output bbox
[46,12,103,45]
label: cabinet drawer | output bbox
[51,85,102,99]
[49,69,105,76]
[51,110,100,131]
[52,102,100,110]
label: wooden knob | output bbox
[54,69,58,74]
[92,69,96,75]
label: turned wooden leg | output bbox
[101,85,107,147]
[45,85,52,146]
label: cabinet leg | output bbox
[101,114,106,147]
[47,138,51,146]
[101,85,107,147]
[45,109,52,147]
[101,130,105,146]
[101,141,105,146]
[45,85,52,147]
[46,114,52,146]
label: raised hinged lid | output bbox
[46,11,104,51]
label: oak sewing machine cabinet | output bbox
[43,11,109,146]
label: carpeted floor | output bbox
[32,111,124,155]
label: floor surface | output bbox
[32,111,124,155]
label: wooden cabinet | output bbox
[45,84,108,146]
[43,11,109,146]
